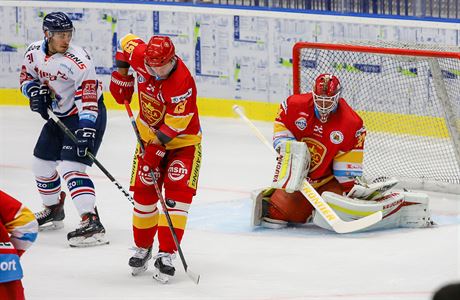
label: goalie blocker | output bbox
[252,178,434,232]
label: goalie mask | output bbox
[312,74,342,123]
[144,36,176,79]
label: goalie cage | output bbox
[292,41,460,194]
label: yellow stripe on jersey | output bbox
[164,113,194,132]
[334,149,364,164]
[273,121,289,135]
[5,207,36,231]
[158,213,188,230]
[188,144,202,190]
[133,211,159,229]
[130,146,141,188]
[136,117,201,150]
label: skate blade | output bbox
[153,268,172,284]
[68,233,109,248]
[131,265,148,276]
[38,221,64,232]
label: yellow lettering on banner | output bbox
[302,183,337,221]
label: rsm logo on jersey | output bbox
[168,160,188,181]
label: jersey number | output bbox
[124,41,139,54]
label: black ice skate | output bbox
[67,212,109,247]
[34,191,66,231]
[129,247,152,276]
[153,252,175,284]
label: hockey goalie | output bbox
[252,140,434,232]
[252,74,434,232]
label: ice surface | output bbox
[1,107,459,300]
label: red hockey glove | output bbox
[139,143,166,170]
[109,71,135,104]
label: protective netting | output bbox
[294,42,460,190]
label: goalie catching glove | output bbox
[271,140,310,193]
[110,71,135,104]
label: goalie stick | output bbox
[47,109,135,205]
[232,105,383,234]
[124,101,200,285]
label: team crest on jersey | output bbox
[168,160,188,181]
[82,80,98,102]
[171,88,192,104]
[139,91,165,126]
[330,131,344,144]
[302,138,326,172]
[295,117,307,130]
[137,75,146,83]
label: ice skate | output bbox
[129,247,152,276]
[153,252,175,284]
[67,212,109,247]
[34,191,66,231]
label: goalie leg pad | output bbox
[313,191,405,232]
[399,191,433,228]
[250,188,275,227]
[313,191,433,232]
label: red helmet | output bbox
[144,36,175,67]
[312,74,342,122]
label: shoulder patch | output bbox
[330,130,344,144]
[171,88,192,104]
[295,117,307,130]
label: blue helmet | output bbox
[42,12,73,32]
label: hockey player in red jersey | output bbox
[253,74,433,232]
[110,34,201,282]
[259,73,366,227]
[0,190,38,300]
[19,12,108,247]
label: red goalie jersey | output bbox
[116,34,201,149]
[273,93,366,192]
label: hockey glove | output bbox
[110,71,135,104]
[138,143,166,170]
[29,84,52,120]
[75,127,96,157]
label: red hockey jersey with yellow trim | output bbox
[116,34,201,150]
[0,190,38,283]
[273,93,366,191]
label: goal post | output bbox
[292,42,460,193]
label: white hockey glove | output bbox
[271,140,310,193]
[347,177,399,200]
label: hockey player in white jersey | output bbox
[19,12,108,247]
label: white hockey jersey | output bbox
[20,40,103,125]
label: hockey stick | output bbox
[124,101,200,284]
[47,109,135,205]
[232,105,383,233]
